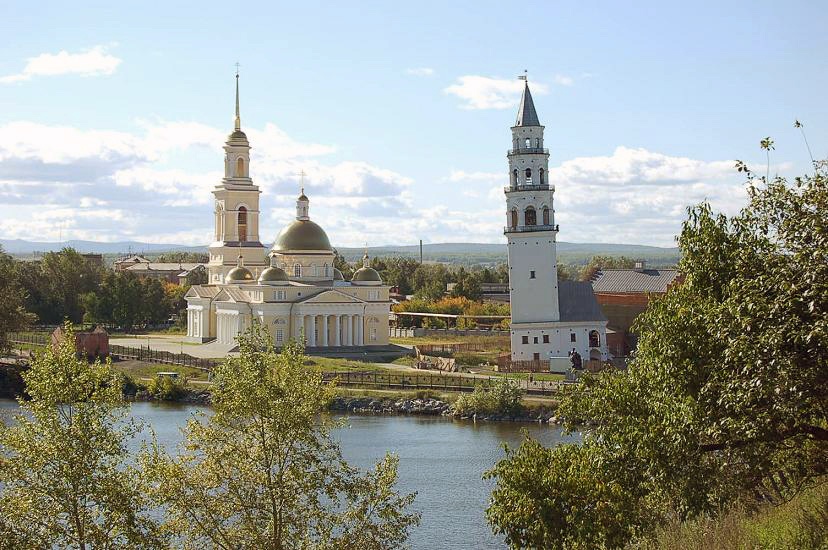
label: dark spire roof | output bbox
[515,81,541,127]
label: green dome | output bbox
[272,220,332,252]
[351,266,382,284]
[226,265,254,283]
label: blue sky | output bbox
[1,0,826,247]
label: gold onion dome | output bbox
[272,220,332,252]
[225,255,254,284]
[351,266,382,283]
[258,257,289,284]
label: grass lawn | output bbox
[302,357,399,373]
[111,359,209,382]
[472,367,566,382]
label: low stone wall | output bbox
[327,396,563,424]
[413,328,509,338]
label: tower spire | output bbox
[515,74,540,127]
[234,63,241,131]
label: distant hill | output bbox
[2,238,680,266]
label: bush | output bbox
[453,352,488,366]
[146,375,187,401]
[454,377,523,417]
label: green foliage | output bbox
[0,323,164,548]
[630,479,828,550]
[486,160,828,548]
[81,271,177,329]
[0,246,35,353]
[454,377,523,416]
[14,248,102,324]
[145,375,188,401]
[142,324,419,549]
[151,251,208,263]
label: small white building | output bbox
[185,74,391,349]
[504,81,608,363]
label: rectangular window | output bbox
[543,334,549,344]
[530,270,536,279]
[276,290,286,300]
[369,290,379,300]
[533,336,538,344]
[276,329,284,343]
[370,328,377,341]
[533,353,540,361]
[521,336,529,344]
[570,333,576,343]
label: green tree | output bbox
[40,248,103,323]
[143,325,419,549]
[0,323,163,549]
[450,269,482,300]
[486,160,828,548]
[333,248,355,280]
[0,247,35,353]
[152,251,208,263]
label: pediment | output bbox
[302,289,364,304]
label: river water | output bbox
[0,399,577,549]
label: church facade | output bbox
[185,75,390,348]
[504,80,608,364]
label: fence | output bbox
[389,327,415,338]
[320,371,559,396]
[9,332,216,372]
[496,353,550,373]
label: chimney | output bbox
[634,260,646,272]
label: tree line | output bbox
[0,247,189,337]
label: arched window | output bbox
[543,206,550,225]
[293,263,301,277]
[237,206,247,242]
[525,168,532,183]
[510,208,518,228]
[512,169,518,185]
[536,138,541,147]
[236,157,245,177]
[525,138,531,148]
[539,168,545,184]
[324,263,330,277]
[525,206,537,226]
[589,330,600,348]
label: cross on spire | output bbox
[234,63,241,131]
[298,170,307,191]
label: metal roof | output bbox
[558,280,607,322]
[591,269,680,294]
[515,82,541,127]
[185,285,222,298]
[125,262,203,272]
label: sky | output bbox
[0,0,826,248]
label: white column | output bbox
[342,315,351,346]
[295,314,304,343]
[334,315,341,346]
[306,315,316,347]
[358,315,364,345]
[320,315,328,347]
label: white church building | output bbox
[504,80,608,364]
[185,74,390,348]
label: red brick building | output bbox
[590,263,681,357]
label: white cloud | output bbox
[406,67,434,77]
[444,76,549,110]
[553,74,574,86]
[0,45,122,84]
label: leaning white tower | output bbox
[505,80,560,361]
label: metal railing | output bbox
[507,148,549,155]
[504,224,559,233]
[321,371,559,396]
[503,184,551,192]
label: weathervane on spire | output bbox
[518,69,528,82]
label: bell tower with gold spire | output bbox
[207,68,267,284]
